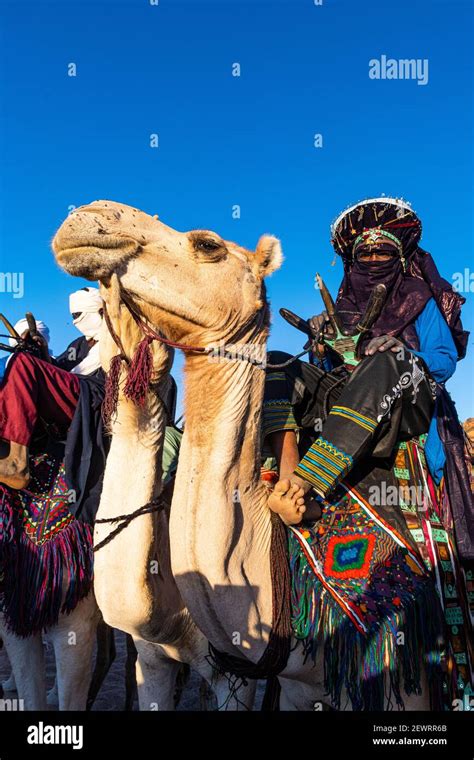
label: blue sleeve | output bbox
[310,352,333,371]
[0,356,6,381]
[412,298,457,382]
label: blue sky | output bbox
[0,0,472,418]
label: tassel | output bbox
[124,336,153,406]
[1,516,93,637]
[102,354,123,426]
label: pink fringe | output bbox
[124,336,153,406]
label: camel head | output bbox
[52,200,283,345]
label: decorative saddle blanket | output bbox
[289,487,444,710]
[0,451,93,636]
[288,439,473,710]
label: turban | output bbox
[9,318,50,348]
[69,287,103,342]
[69,287,103,315]
[330,197,468,358]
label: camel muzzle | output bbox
[52,231,141,280]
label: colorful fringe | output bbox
[0,452,94,637]
[288,486,447,710]
[394,440,474,702]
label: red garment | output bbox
[0,353,80,446]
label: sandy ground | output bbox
[0,629,265,711]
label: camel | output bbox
[52,200,433,710]
[78,274,255,710]
[0,597,99,710]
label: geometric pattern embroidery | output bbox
[289,489,431,635]
[13,454,74,546]
[324,533,376,579]
[295,436,353,495]
[288,434,473,708]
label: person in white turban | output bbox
[8,318,51,349]
[55,287,103,376]
[0,318,51,380]
[0,287,104,488]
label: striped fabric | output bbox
[262,398,298,440]
[329,405,377,433]
[294,436,353,495]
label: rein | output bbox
[94,497,165,552]
[103,294,310,378]
[119,292,209,354]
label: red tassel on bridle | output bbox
[102,354,123,426]
[123,335,154,406]
[101,296,209,421]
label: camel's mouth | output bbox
[53,234,141,280]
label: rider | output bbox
[0,287,104,489]
[0,318,51,381]
[263,197,473,706]
[265,198,471,559]
[0,286,181,519]
[56,286,104,374]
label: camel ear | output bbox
[252,235,283,278]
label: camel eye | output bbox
[189,232,227,261]
[195,239,221,252]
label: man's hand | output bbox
[365,335,403,355]
[308,311,335,339]
[308,311,335,355]
[20,330,50,361]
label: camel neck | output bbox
[170,341,274,662]
[94,388,186,643]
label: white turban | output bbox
[69,287,103,341]
[8,318,50,348]
[69,287,103,315]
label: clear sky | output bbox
[0,0,472,419]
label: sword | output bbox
[279,280,388,367]
[315,275,387,365]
